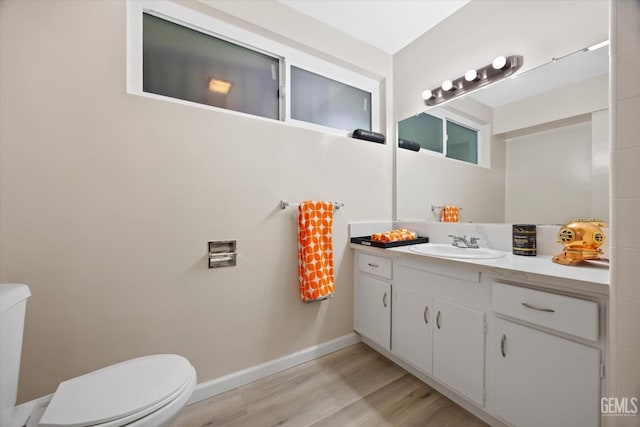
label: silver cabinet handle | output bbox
[368,263,379,268]
[436,310,441,329]
[382,292,387,308]
[501,334,506,358]
[423,306,429,324]
[521,302,555,313]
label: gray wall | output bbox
[0,0,393,401]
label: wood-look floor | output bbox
[173,343,487,427]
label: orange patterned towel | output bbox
[371,228,417,243]
[298,201,334,303]
[440,206,460,222]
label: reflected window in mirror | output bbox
[447,120,478,163]
[395,40,609,224]
[398,109,484,166]
[398,112,443,153]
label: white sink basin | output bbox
[408,243,506,259]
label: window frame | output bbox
[409,108,490,168]
[444,116,479,164]
[286,62,375,134]
[127,0,380,136]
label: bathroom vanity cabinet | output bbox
[433,298,486,406]
[391,285,433,374]
[352,247,608,427]
[392,259,487,406]
[492,282,601,427]
[355,273,390,351]
[354,253,391,351]
[494,318,600,427]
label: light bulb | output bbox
[441,80,455,91]
[492,56,507,70]
[208,78,232,94]
[421,89,433,100]
[464,69,478,82]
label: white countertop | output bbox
[350,243,610,296]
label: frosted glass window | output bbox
[131,2,380,135]
[398,113,479,165]
[291,66,372,131]
[143,13,280,120]
[446,120,478,163]
[397,113,443,153]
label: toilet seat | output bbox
[38,355,194,427]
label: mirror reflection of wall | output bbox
[397,43,609,224]
[398,109,487,166]
[504,113,609,224]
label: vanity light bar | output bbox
[422,55,524,106]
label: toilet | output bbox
[0,284,196,427]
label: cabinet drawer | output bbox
[492,282,598,342]
[358,253,392,279]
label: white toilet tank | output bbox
[0,284,31,427]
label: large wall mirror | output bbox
[396,42,609,225]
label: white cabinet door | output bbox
[495,318,600,427]
[433,298,485,406]
[356,273,391,351]
[392,286,433,374]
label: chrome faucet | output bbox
[448,235,480,249]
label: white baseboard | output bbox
[187,333,361,405]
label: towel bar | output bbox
[280,200,344,210]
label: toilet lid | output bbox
[39,354,193,427]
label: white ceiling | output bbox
[277,0,470,54]
[275,1,608,107]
